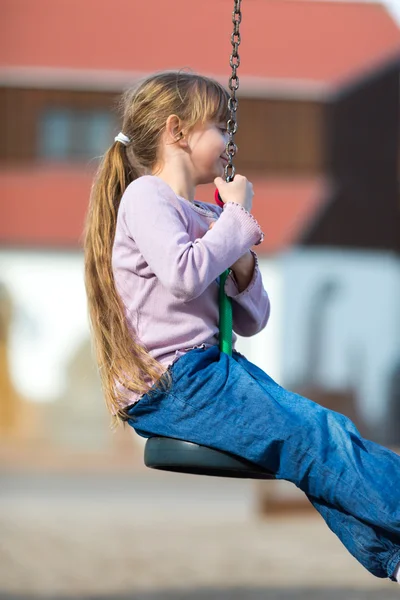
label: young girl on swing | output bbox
[84,70,400,584]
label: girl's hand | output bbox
[214,175,254,213]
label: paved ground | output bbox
[0,471,398,599]
[0,591,399,600]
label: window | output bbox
[38,108,116,161]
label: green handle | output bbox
[218,269,233,356]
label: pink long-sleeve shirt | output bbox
[111,175,270,406]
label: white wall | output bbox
[0,249,89,402]
[279,248,400,427]
[3,247,399,432]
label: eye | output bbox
[218,126,227,133]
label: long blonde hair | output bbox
[84,70,229,425]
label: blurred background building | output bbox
[1,0,400,465]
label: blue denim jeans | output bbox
[125,345,400,581]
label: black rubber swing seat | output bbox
[144,437,275,479]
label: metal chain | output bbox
[224,0,242,183]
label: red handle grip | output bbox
[214,188,224,208]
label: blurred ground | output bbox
[0,471,399,599]
[0,591,399,600]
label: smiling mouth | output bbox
[220,156,228,163]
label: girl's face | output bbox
[186,120,230,184]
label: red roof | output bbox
[0,166,326,254]
[1,0,399,87]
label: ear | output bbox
[165,114,187,146]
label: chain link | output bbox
[224,0,242,182]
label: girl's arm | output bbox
[225,250,271,337]
[229,249,255,292]
[121,176,264,302]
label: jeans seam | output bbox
[239,371,399,529]
[299,439,399,530]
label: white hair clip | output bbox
[114,132,131,146]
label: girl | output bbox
[84,71,400,583]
